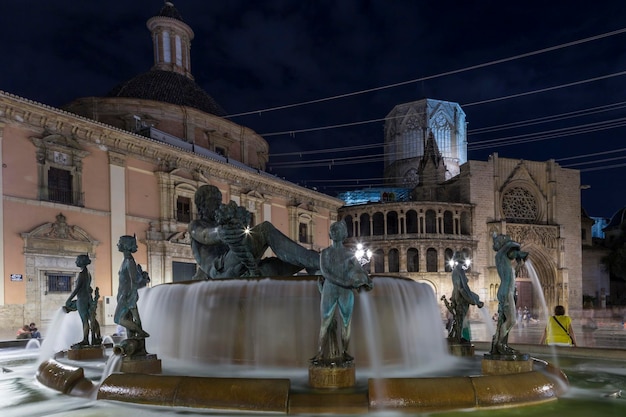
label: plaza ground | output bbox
[2,318,625,349]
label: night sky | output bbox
[2,1,626,219]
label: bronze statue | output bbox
[114,235,149,339]
[311,220,373,364]
[490,233,528,355]
[64,254,102,348]
[442,252,483,343]
[189,185,321,279]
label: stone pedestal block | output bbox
[447,342,475,356]
[120,354,162,374]
[67,346,104,360]
[308,363,355,388]
[481,357,533,375]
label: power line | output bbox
[469,101,626,134]
[225,27,626,118]
[260,71,626,138]
[268,116,626,169]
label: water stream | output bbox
[2,275,624,416]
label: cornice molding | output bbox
[0,91,344,211]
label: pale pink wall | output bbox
[2,126,38,199]
[270,203,289,234]
[315,214,331,247]
[69,210,113,296]
[126,218,149,269]
[81,148,111,212]
[126,159,160,220]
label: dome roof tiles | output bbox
[158,2,184,22]
[107,70,225,116]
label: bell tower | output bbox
[147,2,195,79]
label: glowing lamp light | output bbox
[243,225,252,235]
[354,243,372,266]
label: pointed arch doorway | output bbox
[514,244,558,320]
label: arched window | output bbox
[175,35,182,66]
[388,249,399,272]
[406,210,418,234]
[407,248,419,272]
[426,248,438,272]
[387,211,398,235]
[444,248,454,272]
[443,211,453,234]
[343,215,354,237]
[460,211,471,235]
[373,212,385,235]
[425,210,437,234]
[162,31,171,63]
[360,213,370,236]
[373,249,385,273]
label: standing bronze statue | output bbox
[64,254,102,348]
[189,185,321,279]
[442,251,483,344]
[114,235,149,339]
[490,233,528,356]
[311,220,373,365]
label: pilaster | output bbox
[109,150,127,296]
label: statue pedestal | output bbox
[482,354,532,375]
[309,363,355,388]
[447,340,475,357]
[449,344,474,356]
[67,346,104,360]
[120,353,162,374]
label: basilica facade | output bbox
[0,3,342,330]
[339,98,583,320]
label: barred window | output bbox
[176,196,191,223]
[47,273,73,292]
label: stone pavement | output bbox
[469,318,626,349]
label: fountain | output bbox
[23,191,622,414]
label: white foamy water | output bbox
[37,308,83,364]
[138,276,452,377]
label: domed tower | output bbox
[147,2,194,79]
[64,2,268,170]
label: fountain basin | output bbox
[36,357,567,414]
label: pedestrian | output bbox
[540,305,577,347]
[16,325,31,339]
[29,323,41,339]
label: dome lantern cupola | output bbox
[147,1,194,79]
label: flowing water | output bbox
[1,275,625,416]
[138,276,452,378]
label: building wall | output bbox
[339,154,583,322]
[0,91,343,329]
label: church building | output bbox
[0,3,342,329]
[339,98,583,320]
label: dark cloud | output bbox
[2,0,626,218]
